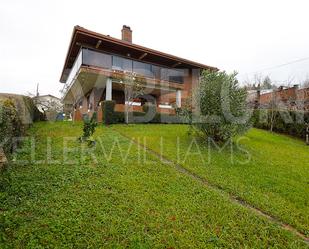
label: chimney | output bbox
[121,25,132,43]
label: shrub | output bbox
[79,112,98,146]
[142,102,156,113]
[102,100,116,125]
[0,94,44,125]
[0,95,43,167]
[0,99,23,155]
[252,109,309,139]
[185,70,250,142]
[176,107,192,124]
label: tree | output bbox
[269,90,277,132]
[262,76,272,89]
[123,73,146,124]
[301,76,309,88]
[186,70,250,142]
[27,91,63,120]
[243,74,275,90]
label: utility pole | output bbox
[36,83,39,97]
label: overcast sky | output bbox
[1,0,309,97]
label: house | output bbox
[60,25,217,121]
[33,94,63,121]
[248,85,309,111]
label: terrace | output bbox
[62,48,188,100]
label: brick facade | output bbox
[248,85,309,111]
[61,26,215,122]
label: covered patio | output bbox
[63,67,183,121]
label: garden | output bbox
[0,122,308,248]
[0,70,308,248]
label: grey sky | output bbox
[1,0,309,97]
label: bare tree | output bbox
[27,91,63,120]
[269,90,277,132]
[301,75,309,88]
[123,73,146,124]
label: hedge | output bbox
[0,95,44,161]
[252,109,309,139]
[0,94,43,124]
[102,100,116,125]
[102,100,186,124]
[0,99,23,155]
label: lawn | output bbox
[113,124,309,237]
[0,122,308,248]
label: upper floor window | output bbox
[112,56,133,72]
[133,61,153,78]
[83,49,112,69]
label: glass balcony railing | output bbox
[63,48,187,94]
[62,49,83,94]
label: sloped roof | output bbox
[60,26,218,83]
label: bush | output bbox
[82,112,98,138]
[0,99,23,155]
[184,70,250,142]
[102,100,116,125]
[79,112,98,146]
[142,102,156,113]
[0,94,44,125]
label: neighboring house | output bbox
[59,25,217,121]
[33,94,63,121]
[246,89,273,108]
[247,85,309,110]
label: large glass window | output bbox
[160,68,169,81]
[78,48,185,84]
[151,65,161,80]
[83,49,112,69]
[133,61,153,78]
[168,69,185,83]
[112,56,132,71]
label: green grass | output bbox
[113,124,309,237]
[0,122,307,248]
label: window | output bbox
[83,49,112,69]
[160,68,169,81]
[159,104,172,109]
[87,95,92,111]
[133,61,152,78]
[151,65,161,79]
[168,69,184,83]
[112,56,132,71]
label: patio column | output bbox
[176,90,182,108]
[106,78,112,100]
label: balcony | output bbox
[62,48,188,95]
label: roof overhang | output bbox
[60,26,218,83]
